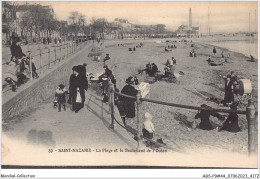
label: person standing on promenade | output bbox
[69,66,88,113]
[77,63,88,77]
[10,40,26,60]
[68,67,77,104]
[213,47,217,56]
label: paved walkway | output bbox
[2,89,138,166]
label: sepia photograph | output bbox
[1,0,258,175]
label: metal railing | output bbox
[107,80,257,156]
[3,40,88,92]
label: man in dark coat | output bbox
[99,65,114,102]
[195,104,223,130]
[10,41,26,60]
[77,63,87,77]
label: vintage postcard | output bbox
[1,0,258,174]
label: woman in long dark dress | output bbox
[70,66,88,113]
[120,77,138,118]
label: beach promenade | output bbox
[2,38,258,167]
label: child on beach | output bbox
[142,112,155,147]
[54,84,68,112]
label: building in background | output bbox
[176,8,199,37]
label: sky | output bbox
[23,1,258,34]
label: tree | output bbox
[91,18,108,39]
[156,24,166,34]
[2,2,18,44]
[68,11,86,39]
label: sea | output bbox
[209,40,258,59]
[194,36,258,59]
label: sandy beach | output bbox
[88,38,258,155]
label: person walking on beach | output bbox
[213,47,217,56]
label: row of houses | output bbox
[2,2,200,45]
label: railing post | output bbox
[246,99,256,156]
[28,53,33,80]
[109,80,115,129]
[54,47,57,64]
[48,48,51,68]
[136,90,142,149]
[67,43,68,58]
[39,49,42,73]
[59,46,61,61]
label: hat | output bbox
[72,66,77,71]
[200,104,211,109]
[144,112,153,120]
[125,76,134,84]
[103,65,108,68]
[58,84,65,89]
[72,66,80,73]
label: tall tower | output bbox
[249,12,251,33]
[189,8,192,28]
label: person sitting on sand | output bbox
[207,56,212,63]
[250,55,256,62]
[221,51,225,58]
[150,63,158,76]
[103,54,111,65]
[217,103,240,132]
[142,112,155,147]
[195,104,223,130]
[145,62,152,76]
[165,47,171,52]
[172,57,177,65]
[163,66,171,78]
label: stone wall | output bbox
[3,44,93,120]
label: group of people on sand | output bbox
[194,61,241,133]
[165,44,177,52]
[145,62,158,77]
[189,49,197,57]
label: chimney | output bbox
[189,8,192,28]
